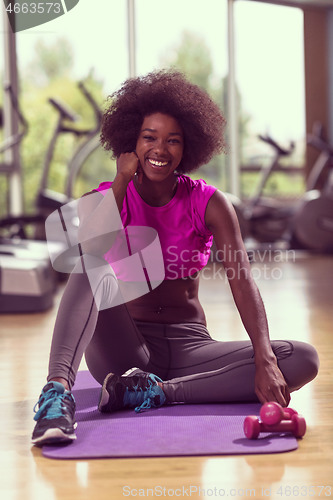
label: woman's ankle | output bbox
[157,382,170,403]
[49,377,70,391]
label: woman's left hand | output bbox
[255,360,291,407]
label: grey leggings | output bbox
[48,261,319,404]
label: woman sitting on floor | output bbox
[32,70,319,446]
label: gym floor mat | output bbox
[42,370,298,459]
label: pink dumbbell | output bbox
[259,401,298,426]
[243,413,306,439]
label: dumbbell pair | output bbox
[244,401,306,439]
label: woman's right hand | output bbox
[116,152,143,184]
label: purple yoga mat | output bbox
[42,370,298,459]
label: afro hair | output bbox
[100,70,226,173]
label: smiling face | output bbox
[135,113,184,182]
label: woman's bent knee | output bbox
[285,341,319,391]
[300,341,320,382]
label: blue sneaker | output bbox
[98,368,166,413]
[32,381,77,446]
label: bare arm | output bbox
[205,190,290,406]
[77,152,141,256]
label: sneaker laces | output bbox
[123,378,165,413]
[33,387,74,421]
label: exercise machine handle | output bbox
[259,134,295,156]
[306,121,333,191]
[246,133,295,212]
[48,81,102,136]
[0,83,28,155]
[307,121,333,155]
[48,97,79,123]
[78,80,102,134]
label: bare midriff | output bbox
[126,273,206,325]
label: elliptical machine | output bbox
[0,84,56,312]
[0,81,102,312]
[35,81,102,233]
[242,134,297,246]
[292,123,333,252]
[0,80,102,240]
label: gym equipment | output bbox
[35,81,102,271]
[0,252,55,312]
[292,122,333,252]
[0,80,101,240]
[0,85,57,312]
[0,83,28,157]
[243,405,306,440]
[0,81,101,312]
[305,122,333,191]
[244,414,306,439]
[35,81,102,234]
[0,239,57,314]
[232,125,333,253]
[242,134,296,245]
[259,401,298,426]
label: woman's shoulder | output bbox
[178,173,215,189]
[94,181,113,194]
[178,174,217,201]
[80,181,113,200]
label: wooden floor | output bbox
[1,251,332,500]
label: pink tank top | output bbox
[95,175,217,280]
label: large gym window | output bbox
[0,1,128,211]
[0,0,307,211]
[234,1,305,200]
[135,0,229,189]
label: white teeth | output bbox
[149,159,168,167]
